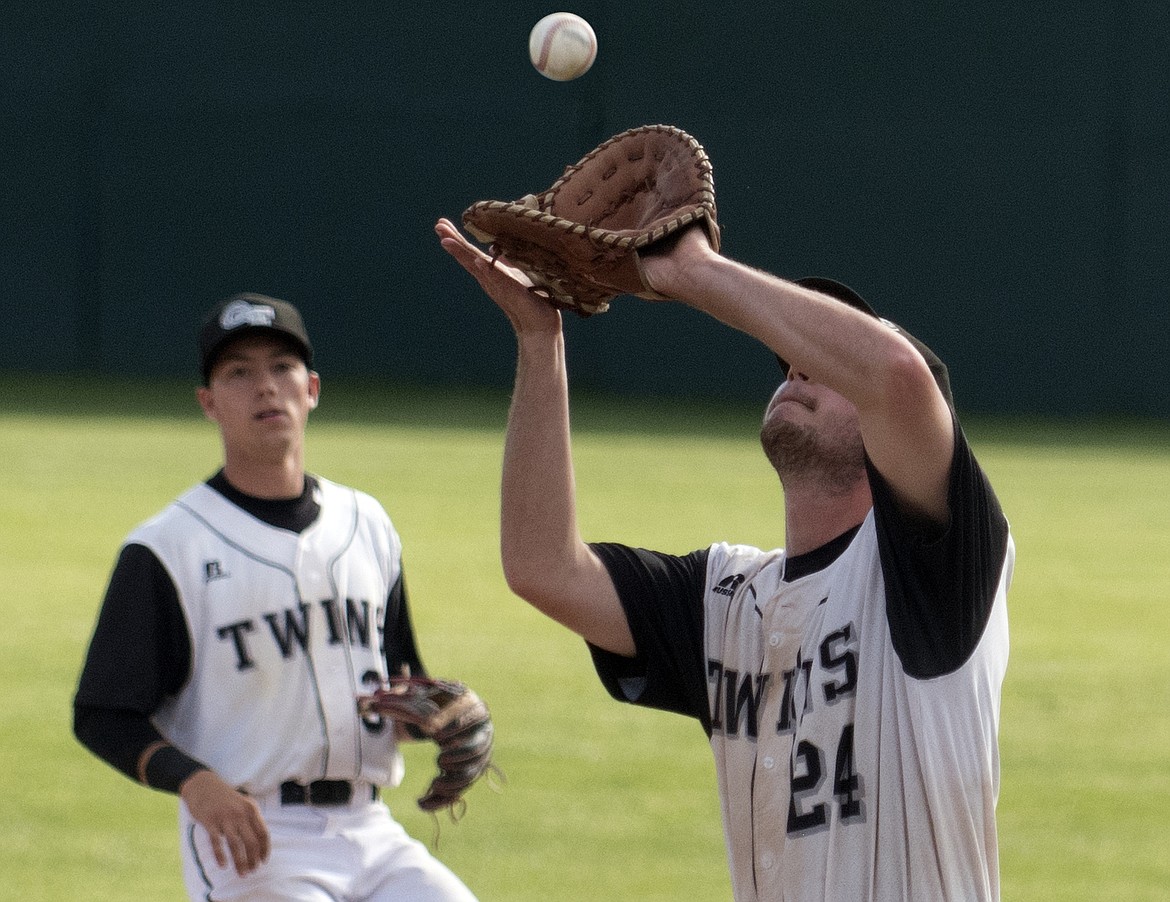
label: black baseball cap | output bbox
[778,277,953,408]
[199,293,314,384]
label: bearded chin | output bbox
[759,419,866,495]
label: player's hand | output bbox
[180,769,271,876]
[436,218,562,335]
[637,221,719,303]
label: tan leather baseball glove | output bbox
[462,124,720,316]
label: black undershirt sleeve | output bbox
[867,418,1010,679]
[585,544,712,732]
[383,569,426,678]
[72,543,207,792]
[383,568,431,740]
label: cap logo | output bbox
[219,299,276,331]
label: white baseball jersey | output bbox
[589,428,1012,901]
[134,477,405,792]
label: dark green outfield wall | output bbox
[3,3,1167,415]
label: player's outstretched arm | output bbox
[642,226,954,523]
[436,218,634,656]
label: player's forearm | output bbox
[499,332,633,652]
[499,331,583,598]
[669,251,907,407]
[73,704,207,792]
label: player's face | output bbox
[197,333,320,461]
[759,370,866,490]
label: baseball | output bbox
[529,13,597,81]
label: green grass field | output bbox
[2,373,1168,900]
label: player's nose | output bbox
[254,369,280,395]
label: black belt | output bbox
[279,780,377,806]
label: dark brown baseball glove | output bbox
[357,676,496,816]
[462,124,720,316]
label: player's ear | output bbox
[307,371,320,409]
[196,385,218,422]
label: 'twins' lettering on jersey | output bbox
[708,574,865,836]
[710,609,857,737]
[215,596,386,671]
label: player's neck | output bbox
[220,455,306,500]
[782,485,872,557]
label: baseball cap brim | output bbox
[777,277,953,408]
